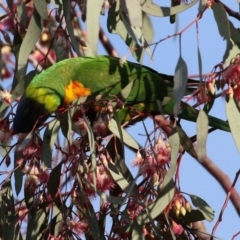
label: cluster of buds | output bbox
[223,53,240,101]
[171,196,191,219]
[194,81,215,105]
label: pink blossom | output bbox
[224,54,240,100]
[172,220,184,236]
[0,16,15,31]
[69,220,88,235]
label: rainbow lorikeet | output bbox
[13,56,230,133]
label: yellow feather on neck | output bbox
[63,81,91,106]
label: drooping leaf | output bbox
[118,79,135,101]
[48,206,62,236]
[76,175,102,240]
[42,119,60,169]
[60,110,72,145]
[33,0,48,19]
[120,0,142,27]
[173,56,188,116]
[26,208,49,240]
[197,45,203,82]
[176,125,197,159]
[17,10,43,81]
[11,70,36,100]
[84,112,97,189]
[142,12,154,44]
[224,39,240,66]
[14,151,23,195]
[108,161,138,196]
[228,20,240,48]
[62,0,81,56]
[226,98,240,153]
[189,194,214,222]
[137,180,175,224]
[6,0,13,12]
[48,25,68,62]
[119,10,139,43]
[0,179,16,239]
[47,162,62,207]
[223,20,240,65]
[131,26,152,57]
[18,132,33,152]
[17,3,27,28]
[108,118,139,150]
[141,0,199,17]
[106,137,136,188]
[196,110,208,162]
[132,220,144,240]
[198,0,208,12]
[107,1,144,62]
[86,0,104,55]
[161,130,180,191]
[212,3,230,41]
[119,9,152,58]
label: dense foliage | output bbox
[0,0,239,239]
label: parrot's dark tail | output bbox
[13,96,49,133]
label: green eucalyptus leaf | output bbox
[17,10,43,81]
[226,98,240,153]
[86,0,104,55]
[108,118,139,150]
[141,0,199,17]
[189,194,214,222]
[42,119,60,169]
[196,110,208,162]
[173,56,188,116]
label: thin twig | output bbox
[211,169,240,239]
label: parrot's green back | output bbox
[27,56,172,103]
[13,56,230,133]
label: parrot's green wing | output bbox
[13,56,229,133]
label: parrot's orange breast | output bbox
[63,81,91,106]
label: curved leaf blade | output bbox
[33,0,48,19]
[108,118,139,150]
[196,110,208,162]
[141,0,199,17]
[226,98,240,153]
[212,3,230,40]
[17,11,43,81]
[173,56,188,116]
[120,0,142,27]
[42,119,60,169]
[86,0,104,55]
[189,194,214,222]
